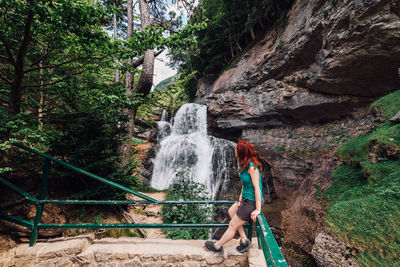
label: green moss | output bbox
[323,165,365,203]
[334,133,371,164]
[370,90,400,119]
[334,122,400,166]
[326,174,400,262]
[324,91,400,266]
[361,160,400,183]
[357,251,400,267]
[369,122,400,149]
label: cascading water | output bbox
[151,103,237,198]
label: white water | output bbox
[150,104,236,197]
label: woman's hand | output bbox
[250,209,260,222]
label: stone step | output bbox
[2,235,266,267]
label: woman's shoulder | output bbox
[246,162,255,171]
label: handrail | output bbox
[40,200,235,205]
[0,178,38,204]
[11,142,158,203]
[0,213,33,229]
[1,142,288,267]
[256,213,288,267]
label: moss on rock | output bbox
[324,90,400,266]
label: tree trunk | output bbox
[250,26,256,40]
[8,6,34,116]
[125,0,134,91]
[135,0,154,96]
[38,60,44,130]
[118,0,157,164]
[236,40,242,53]
[118,0,135,164]
[9,84,21,116]
[113,0,120,83]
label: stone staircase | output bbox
[0,234,266,267]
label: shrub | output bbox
[161,171,213,240]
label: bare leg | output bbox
[214,215,247,249]
[228,203,248,243]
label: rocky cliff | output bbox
[196,0,399,265]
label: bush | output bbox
[161,171,214,239]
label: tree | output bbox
[0,0,111,117]
[0,0,206,189]
[171,0,293,81]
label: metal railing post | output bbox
[29,158,50,247]
[256,223,261,249]
[247,221,253,240]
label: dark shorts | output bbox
[236,198,262,222]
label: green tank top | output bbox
[240,162,263,202]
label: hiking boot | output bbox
[205,241,223,253]
[236,239,252,253]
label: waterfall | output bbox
[150,104,237,198]
[160,109,169,122]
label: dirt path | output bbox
[126,192,167,239]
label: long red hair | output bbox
[236,140,262,171]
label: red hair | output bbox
[236,140,262,171]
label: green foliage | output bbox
[46,71,144,200]
[324,91,400,266]
[325,172,400,264]
[154,76,176,91]
[170,0,293,83]
[370,90,400,119]
[161,171,213,240]
[105,228,139,238]
[274,146,286,153]
[361,160,400,184]
[275,40,285,51]
[323,165,365,203]
[136,73,194,127]
[0,0,207,201]
[334,133,371,164]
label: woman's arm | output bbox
[238,186,243,203]
[248,166,262,221]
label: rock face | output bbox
[311,231,358,267]
[134,141,156,184]
[196,0,399,263]
[198,0,400,135]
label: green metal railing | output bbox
[256,213,287,267]
[0,142,287,266]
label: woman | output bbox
[205,140,263,253]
